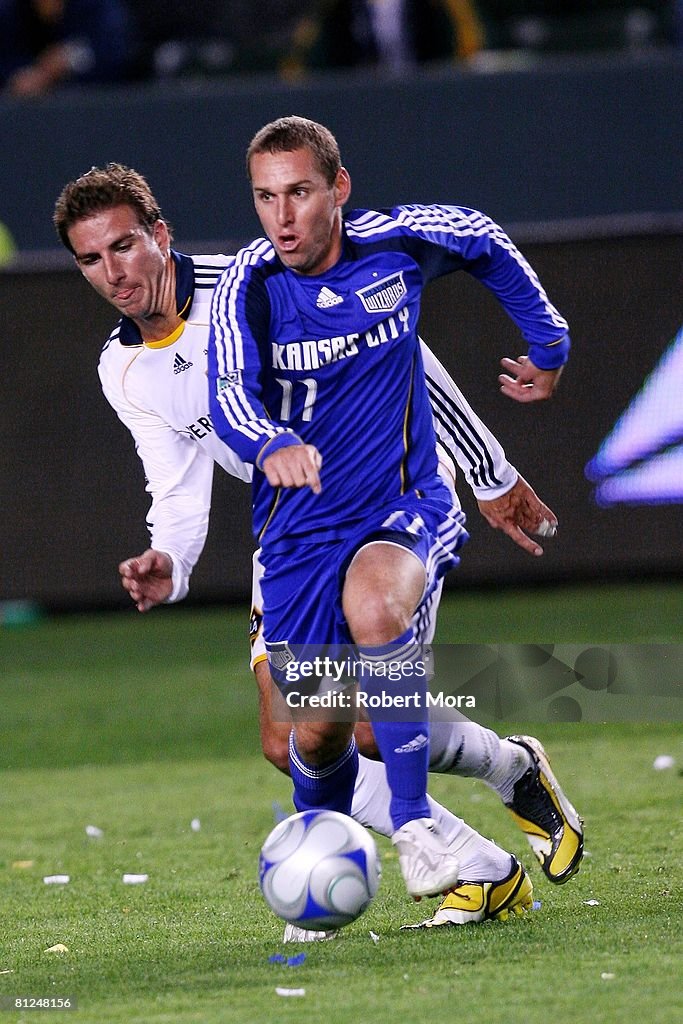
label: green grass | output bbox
[0,582,681,1023]
[434,579,683,643]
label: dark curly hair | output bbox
[53,163,172,253]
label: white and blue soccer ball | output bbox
[259,809,381,930]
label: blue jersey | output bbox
[208,204,569,549]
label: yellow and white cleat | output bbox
[505,734,584,884]
[401,855,533,928]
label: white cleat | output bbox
[282,923,338,943]
[392,817,460,899]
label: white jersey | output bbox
[99,251,517,604]
[98,253,250,602]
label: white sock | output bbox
[428,721,533,804]
[351,754,512,881]
[435,818,513,881]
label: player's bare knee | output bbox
[343,576,412,644]
[346,592,409,646]
[343,542,424,645]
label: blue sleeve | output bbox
[208,253,302,466]
[393,205,570,369]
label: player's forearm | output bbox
[213,412,302,468]
[208,272,288,465]
[424,348,519,500]
[207,333,294,466]
[442,389,517,499]
[462,219,570,367]
[452,417,519,501]
[404,205,570,367]
[146,498,211,602]
[209,377,301,468]
[468,463,518,501]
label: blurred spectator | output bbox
[285,0,485,75]
[226,0,322,74]
[476,1,671,53]
[0,0,136,96]
[125,1,328,80]
[126,1,235,79]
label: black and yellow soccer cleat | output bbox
[401,855,533,928]
[505,734,584,884]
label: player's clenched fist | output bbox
[262,444,323,494]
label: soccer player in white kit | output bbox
[53,163,583,931]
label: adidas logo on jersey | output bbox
[316,286,343,308]
[173,353,193,374]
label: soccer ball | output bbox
[259,809,381,930]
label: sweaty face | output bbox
[250,148,350,276]
[68,205,170,322]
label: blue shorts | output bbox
[261,485,468,694]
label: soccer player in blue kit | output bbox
[208,116,572,901]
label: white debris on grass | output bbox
[122,873,148,885]
[43,875,70,885]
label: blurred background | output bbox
[1,0,681,613]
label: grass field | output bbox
[1,582,681,1023]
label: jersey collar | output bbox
[116,251,195,347]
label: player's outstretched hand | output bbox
[262,444,323,494]
[476,475,558,557]
[499,355,563,402]
[118,548,173,612]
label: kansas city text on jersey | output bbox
[269,309,410,372]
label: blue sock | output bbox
[357,628,431,830]
[288,733,358,815]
